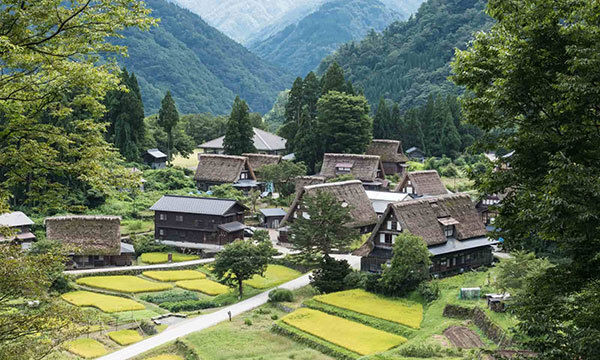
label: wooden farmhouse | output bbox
[194,154,260,192]
[355,193,496,277]
[476,193,505,228]
[45,215,135,269]
[150,195,247,248]
[366,139,409,176]
[394,170,449,197]
[259,208,287,229]
[406,147,426,162]
[0,211,36,249]
[199,127,287,155]
[281,180,379,235]
[143,148,167,169]
[320,153,387,190]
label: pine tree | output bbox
[321,62,347,95]
[294,108,319,174]
[224,96,256,155]
[303,72,320,121]
[389,103,402,139]
[280,77,304,152]
[373,97,390,139]
[158,91,179,164]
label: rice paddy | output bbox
[76,275,173,293]
[176,279,230,295]
[244,264,302,289]
[140,252,200,264]
[63,338,107,358]
[108,329,143,346]
[61,291,145,313]
[142,270,206,282]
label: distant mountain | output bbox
[249,0,401,76]
[168,0,327,44]
[114,0,293,115]
[319,0,492,109]
[380,0,426,16]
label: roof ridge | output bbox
[162,195,236,202]
[304,179,363,190]
[324,153,380,160]
[198,154,247,160]
[252,128,270,150]
[371,139,400,144]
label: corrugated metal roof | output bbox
[259,208,286,217]
[147,148,167,159]
[218,221,246,233]
[0,211,34,227]
[428,237,497,256]
[150,195,242,216]
[199,128,286,152]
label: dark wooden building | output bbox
[475,193,505,229]
[320,153,387,191]
[150,195,247,247]
[45,215,135,269]
[366,139,409,176]
[0,211,36,249]
[259,208,286,229]
[194,154,260,192]
[394,170,449,197]
[356,193,496,278]
[143,149,167,169]
[406,147,426,162]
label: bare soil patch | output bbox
[443,326,485,348]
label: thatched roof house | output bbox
[320,153,386,190]
[45,215,121,256]
[199,128,287,155]
[294,176,326,194]
[356,193,496,277]
[243,153,281,171]
[394,170,448,196]
[366,140,408,175]
[281,180,378,232]
[194,154,257,191]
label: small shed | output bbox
[259,208,286,229]
[144,149,167,169]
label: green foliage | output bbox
[310,255,352,294]
[271,314,279,320]
[143,168,195,191]
[140,320,158,335]
[326,174,355,183]
[223,96,256,155]
[252,229,270,243]
[263,91,289,132]
[319,0,491,110]
[417,281,440,303]
[343,271,368,290]
[290,191,360,256]
[244,318,253,326]
[380,232,432,296]
[258,161,307,197]
[212,240,277,298]
[158,91,180,163]
[452,0,600,357]
[321,62,350,95]
[144,114,195,164]
[113,0,293,115]
[494,251,551,295]
[140,291,200,304]
[181,113,228,146]
[160,300,219,312]
[132,234,171,256]
[268,289,294,303]
[207,184,245,203]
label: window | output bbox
[159,213,167,221]
[387,221,392,230]
[336,166,351,173]
[176,215,183,222]
[159,229,165,236]
[240,171,248,180]
[379,233,385,244]
[444,225,455,238]
[406,186,413,194]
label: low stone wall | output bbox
[443,304,512,347]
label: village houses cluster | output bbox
[0,128,498,278]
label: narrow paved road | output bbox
[64,258,214,275]
[96,273,312,360]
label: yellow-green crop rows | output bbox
[63,338,107,358]
[108,329,143,346]
[176,279,229,295]
[142,270,206,282]
[61,291,145,313]
[144,355,184,360]
[140,252,200,264]
[76,275,173,293]
[281,308,406,355]
[314,289,423,329]
[244,264,302,289]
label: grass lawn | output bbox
[313,289,423,329]
[244,264,302,289]
[172,148,201,169]
[64,338,107,358]
[120,219,154,236]
[140,252,200,265]
[76,275,173,293]
[282,308,407,356]
[62,291,145,313]
[143,270,206,282]
[176,279,230,295]
[108,329,143,346]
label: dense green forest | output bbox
[249,0,400,77]
[113,0,293,115]
[318,0,492,109]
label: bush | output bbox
[128,220,143,231]
[244,318,253,326]
[132,234,171,255]
[397,343,445,358]
[51,273,75,294]
[159,300,219,312]
[364,272,383,293]
[271,314,279,320]
[140,320,157,335]
[140,290,199,304]
[310,255,352,294]
[268,289,294,302]
[343,271,367,290]
[143,168,194,191]
[418,282,440,303]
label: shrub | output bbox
[397,343,445,358]
[271,314,279,320]
[268,288,294,302]
[140,320,158,335]
[343,271,367,290]
[133,234,171,255]
[140,290,199,304]
[418,282,440,303]
[244,318,253,326]
[310,256,352,294]
[159,300,218,312]
[128,220,143,231]
[364,272,383,293]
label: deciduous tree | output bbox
[258,161,307,197]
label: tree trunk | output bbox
[167,131,172,165]
[238,279,243,300]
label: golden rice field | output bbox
[108,329,143,346]
[76,275,173,293]
[63,338,107,358]
[142,270,206,282]
[176,279,229,295]
[313,289,423,329]
[62,291,145,313]
[140,252,200,264]
[144,355,184,360]
[281,308,406,355]
[244,264,302,289]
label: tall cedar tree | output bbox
[158,91,179,164]
[293,109,319,174]
[290,190,360,256]
[316,91,372,158]
[104,68,145,161]
[224,96,256,155]
[321,62,348,95]
[373,97,390,139]
[452,0,600,357]
[303,72,321,120]
[280,77,304,152]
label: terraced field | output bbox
[62,291,145,313]
[76,275,173,293]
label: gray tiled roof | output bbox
[218,221,246,233]
[150,195,244,216]
[428,237,497,256]
[199,128,286,152]
[259,208,286,217]
[0,211,34,227]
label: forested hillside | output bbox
[250,0,400,76]
[319,0,492,109]
[114,0,293,115]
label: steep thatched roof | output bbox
[243,153,281,171]
[294,176,326,194]
[320,153,385,182]
[45,215,121,256]
[282,180,378,228]
[394,170,448,195]
[194,154,256,183]
[355,193,486,256]
[366,139,408,163]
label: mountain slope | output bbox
[115,0,293,115]
[249,0,400,76]
[319,0,492,109]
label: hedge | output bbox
[159,299,219,312]
[140,290,199,304]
